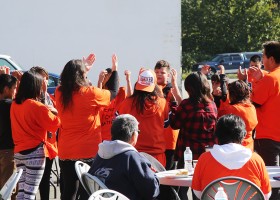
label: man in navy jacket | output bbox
[89,114,160,200]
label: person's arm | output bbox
[218,65,228,102]
[97,70,108,89]
[169,68,182,104]
[105,71,119,100]
[124,70,133,97]
[130,154,160,199]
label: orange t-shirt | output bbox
[192,152,271,195]
[116,96,169,155]
[10,99,61,153]
[248,69,268,85]
[251,67,280,142]
[218,103,257,151]
[55,86,111,159]
[100,87,126,141]
[44,93,58,158]
[164,127,179,150]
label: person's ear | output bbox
[130,132,138,146]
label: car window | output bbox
[48,76,56,87]
[0,58,17,70]
[211,55,223,62]
[222,56,230,62]
[231,55,242,61]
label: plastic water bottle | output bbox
[184,147,193,173]
[214,187,228,200]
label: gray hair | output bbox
[111,114,139,142]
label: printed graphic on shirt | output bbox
[94,167,113,182]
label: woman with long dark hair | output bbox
[55,54,113,200]
[170,71,217,200]
[10,71,60,200]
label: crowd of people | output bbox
[0,40,279,200]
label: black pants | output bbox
[165,149,176,170]
[59,160,92,200]
[39,157,53,200]
[255,139,280,200]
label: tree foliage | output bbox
[182,0,280,72]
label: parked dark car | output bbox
[192,52,263,75]
[0,54,60,95]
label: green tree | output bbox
[182,0,280,72]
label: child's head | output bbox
[228,80,250,104]
[154,60,170,86]
[0,74,17,99]
[249,55,262,69]
[184,71,212,103]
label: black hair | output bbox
[130,85,160,114]
[0,74,17,94]
[15,71,43,104]
[59,59,89,110]
[215,114,246,145]
[111,114,139,142]
[154,60,170,71]
[228,80,250,105]
[184,71,212,104]
[250,55,262,63]
[263,41,280,64]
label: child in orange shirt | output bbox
[218,80,257,151]
[11,71,60,200]
[154,60,181,170]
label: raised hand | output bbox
[170,68,177,84]
[0,65,10,74]
[249,66,263,82]
[83,53,96,71]
[11,70,23,81]
[124,70,131,82]
[218,65,225,74]
[97,70,108,88]
[201,65,211,75]
[237,66,248,81]
[112,54,118,71]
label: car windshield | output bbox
[9,57,24,70]
[210,55,223,62]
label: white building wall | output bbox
[0,0,181,88]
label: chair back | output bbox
[82,173,108,195]
[139,152,181,200]
[0,168,23,200]
[139,152,166,172]
[201,176,265,200]
[88,189,129,200]
[75,161,91,195]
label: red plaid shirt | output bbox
[170,99,217,161]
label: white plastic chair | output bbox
[88,189,129,200]
[0,168,23,200]
[75,161,91,195]
[81,173,108,195]
[201,176,265,200]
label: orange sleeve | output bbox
[88,86,111,107]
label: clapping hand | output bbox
[112,54,118,71]
[237,66,248,81]
[83,53,96,71]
